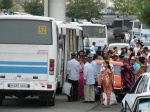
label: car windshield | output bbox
[109,45,129,51]
[113,65,121,75]
[82,26,106,38]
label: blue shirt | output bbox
[91,61,100,82]
[124,53,128,57]
[133,62,140,74]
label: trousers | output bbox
[84,84,95,101]
[68,79,78,101]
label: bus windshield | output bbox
[81,26,106,38]
[134,22,141,28]
[129,22,133,30]
[142,24,149,29]
[113,20,123,27]
[0,20,52,45]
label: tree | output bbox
[23,0,44,16]
[112,0,135,17]
[66,0,102,21]
[136,0,150,27]
[0,0,13,9]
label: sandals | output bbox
[102,105,110,108]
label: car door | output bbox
[122,76,143,108]
[125,100,132,112]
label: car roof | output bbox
[109,43,130,46]
[141,72,150,77]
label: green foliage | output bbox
[0,0,13,9]
[23,0,44,16]
[136,0,150,27]
[66,0,102,21]
[112,0,135,17]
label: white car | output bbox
[122,91,150,112]
[121,73,150,111]
[108,43,130,54]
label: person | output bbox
[130,56,140,81]
[83,56,95,103]
[101,61,113,108]
[112,47,118,56]
[66,52,80,102]
[125,32,130,43]
[134,42,140,56]
[118,55,124,62]
[136,57,147,78]
[121,58,134,92]
[139,43,144,54]
[91,54,99,86]
[96,46,101,54]
[147,56,150,72]
[128,47,135,62]
[120,48,124,56]
[90,42,96,53]
[120,31,125,43]
[123,47,128,57]
[113,55,119,61]
[86,50,90,57]
[96,46,103,60]
[78,57,84,100]
[130,36,137,48]
[143,47,150,72]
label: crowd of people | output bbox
[65,39,150,108]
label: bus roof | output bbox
[0,15,55,21]
[77,23,106,27]
[129,19,140,22]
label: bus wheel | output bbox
[48,96,55,106]
[40,101,47,106]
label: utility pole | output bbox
[44,0,66,22]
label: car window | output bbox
[136,76,148,94]
[130,76,142,93]
[143,77,149,92]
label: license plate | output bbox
[8,83,29,88]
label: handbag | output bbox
[62,82,72,96]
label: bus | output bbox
[77,23,108,51]
[56,23,84,93]
[0,15,58,106]
[128,19,141,39]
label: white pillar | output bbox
[44,0,66,22]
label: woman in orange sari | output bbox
[136,57,147,79]
[102,60,113,108]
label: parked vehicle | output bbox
[121,73,150,111]
[108,43,130,54]
[90,18,101,24]
[0,15,58,106]
[100,22,112,29]
[122,91,150,112]
[96,60,123,102]
[107,9,115,15]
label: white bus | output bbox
[77,23,108,51]
[0,15,58,106]
[140,24,150,39]
[57,23,84,92]
[129,19,141,39]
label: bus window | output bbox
[128,22,133,30]
[82,26,106,38]
[142,24,149,29]
[79,30,84,50]
[69,29,73,51]
[66,28,70,51]
[73,30,77,51]
[113,20,123,27]
[0,20,52,45]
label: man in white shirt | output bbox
[83,56,95,103]
[133,42,140,56]
[125,32,130,43]
[90,42,96,53]
[130,36,137,48]
[66,52,80,102]
[143,47,150,72]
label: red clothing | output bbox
[129,52,135,62]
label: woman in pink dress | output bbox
[102,60,113,108]
[78,58,84,99]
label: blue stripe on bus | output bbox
[134,32,140,36]
[143,34,150,37]
[0,66,47,74]
[84,46,104,51]
[0,61,47,66]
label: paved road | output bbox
[0,95,121,112]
